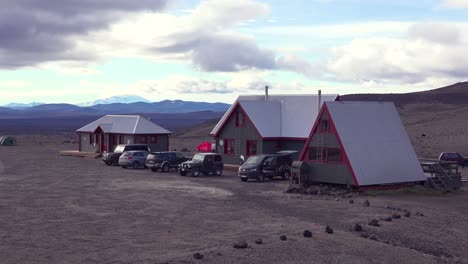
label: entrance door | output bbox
[101,134,107,152]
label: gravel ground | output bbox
[0,135,467,264]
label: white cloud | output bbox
[441,0,468,8]
[326,22,468,87]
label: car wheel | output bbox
[257,174,264,182]
[151,168,158,172]
[214,167,223,176]
[179,170,187,176]
[132,161,140,169]
[241,178,248,182]
[162,163,170,172]
[122,165,127,169]
[191,168,200,177]
[282,170,291,180]
[105,161,112,166]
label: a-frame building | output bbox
[299,101,426,187]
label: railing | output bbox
[419,159,460,190]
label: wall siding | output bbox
[79,133,169,153]
[214,105,262,164]
[303,162,355,186]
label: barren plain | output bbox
[0,135,466,264]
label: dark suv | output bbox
[178,153,223,177]
[438,152,467,167]
[102,144,150,165]
[238,153,293,182]
[146,151,190,172]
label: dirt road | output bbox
[0,135,467,264]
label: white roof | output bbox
[211,94,338,138]
[326,101,425,186]
[77,115,171,134]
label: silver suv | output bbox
[118,150,149,169]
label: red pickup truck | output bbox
[438,152,468,167]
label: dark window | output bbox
[224,139,235,155]
[327,148,342,162]
[321,120,329,133]
[168,153,176,159]
[246,140,257,156]
[119,135,124,144]
[235,110,245,127]
[150,136,157,143]
[89,133,93,144]
[308,147,325,161]
[214,155,222,162]
[205,155,213,162]
[140,136,147,144]
[176,153,183,159]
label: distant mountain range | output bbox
[77,95,151,107]
[3,102,44,109]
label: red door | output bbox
[101,134,107,152]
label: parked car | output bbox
[146,151,190,172]
[118,150,149,169]
[102,144,150,165]
[178,153,223,177]
[438,152,468,167]
[238,153,293,182]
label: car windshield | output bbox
[114,145,125,153]
[192,153,205,161]
[245,156,264,165]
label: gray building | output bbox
[76,115,171,153]
[298,101,426,187]
[210,92,338,164]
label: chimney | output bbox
[265,85,269,101]
[318,89,322,113]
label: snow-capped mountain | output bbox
[78,95,152,107]
[3,102,44,109]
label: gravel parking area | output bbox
[0,135,467,264]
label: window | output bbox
[214,155,222,162]
[119,135,124,144]
[327,148,342,162]
[308,147,342,163]
[246,140,257,156]
[150,136,157,144]
[320,120,329,133]
[140,136,147,144]
[176,153,183,159]
[89,133,93,144]
[308,147,325,161]
[224,139,235,155]
[235,110,245,127]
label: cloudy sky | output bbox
[1,0,468,105]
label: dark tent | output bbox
[0,136,16,146]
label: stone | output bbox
[349,199,354,204]
[404,211,411,217]
[364,200,370,207]
[325,225,334,234]
[353,224,363,232]
[334,197,339,201]
[381,217,392,222]
[254,238,263,244]
[193,253,204,260]
[360,233,369,238]
[416,212,424,217]
[368,219,380,227]
[392,213,401,219]
[303,230,312,238]
[370,235,378,241]
[280,235,287,241]
[233,241,248,249]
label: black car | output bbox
[146,151,190,172]
[102,144,150,165]
[178,153,223,177]
[238,153,293,182]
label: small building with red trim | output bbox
[76,115,171,153]
[298,101,426,187]
[210,93,338,164]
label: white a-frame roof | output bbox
[211,94,338,138]
[77,115,171,134]
[325,101,425,186]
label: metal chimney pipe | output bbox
[318,89,322,113]
[265,85,269,101]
